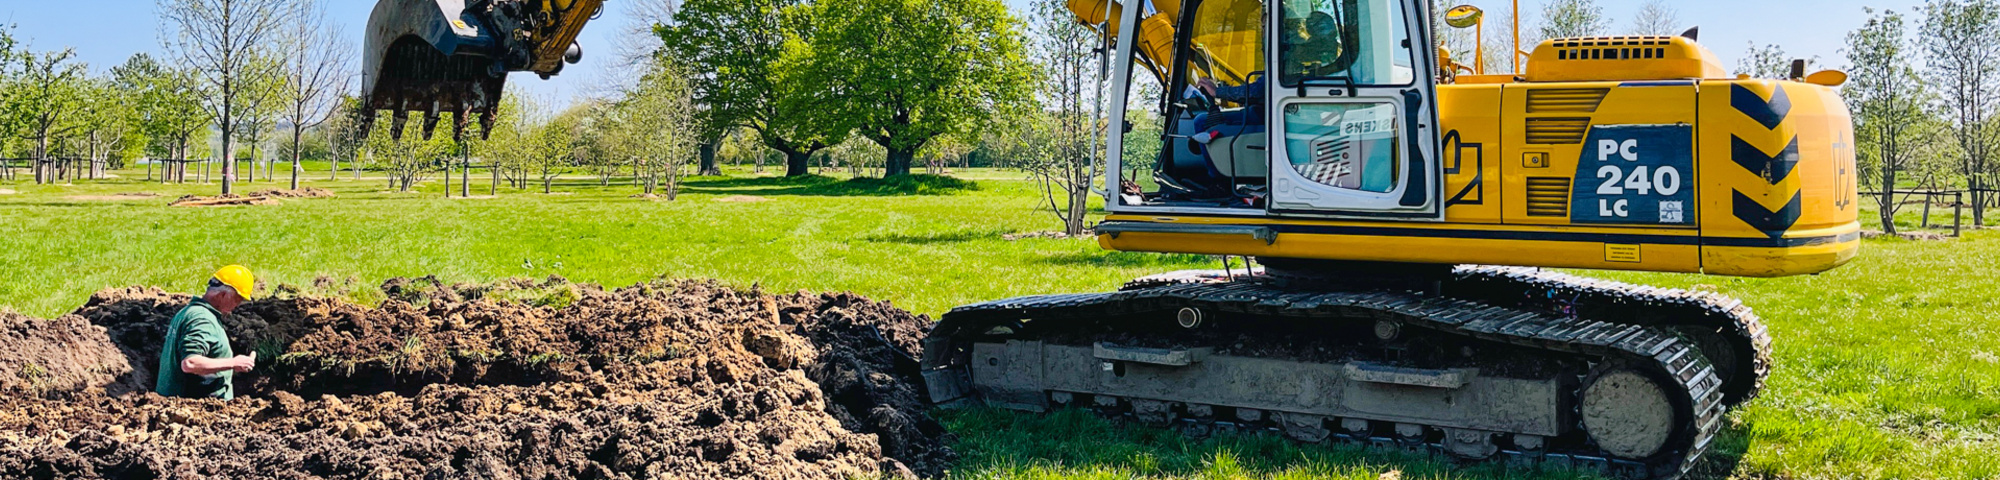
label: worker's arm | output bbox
[181,352,256,376]
[177,316,255,376]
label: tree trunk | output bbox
[699,135,722,176]
[491,164,499,196]
[1880,154,1898,235]
[884,147,917,177]
[291,128,304,190]
[785,150,812,177]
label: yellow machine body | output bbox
[1099,34,1860,278]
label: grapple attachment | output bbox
[361,0,603,141]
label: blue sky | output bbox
[2,0,1927,108]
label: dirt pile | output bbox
[0,278,952,479]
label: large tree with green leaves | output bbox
[657,0,839,177]
[803,0,1034,177]
[1848,8,1932,234]
[1921,0,2000,226]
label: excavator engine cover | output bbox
[362,0,602,141]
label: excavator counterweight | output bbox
[361,0,602,141]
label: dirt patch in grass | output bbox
[169,194,282,207]
[64,193,160,202]
[1862,229,1954,241]
[718,195,772,203]
[0,278,951,479]
[0,189,16,195]
[1003,231,1091,241]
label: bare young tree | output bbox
[279,0,353,190]
[617,59,699,198]
[1848,8,1931,234]
[1629,0,1681,36]
[1922,0,2000,225]
[1019,0,1102,236]
[158,0,292,195]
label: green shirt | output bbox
[155,298,235,400]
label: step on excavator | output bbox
[920,0,1857,478]
[360,0,603,141]
[360,0,1860,477]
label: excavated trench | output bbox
[0,277,953,479]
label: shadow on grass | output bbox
[681,174,978,197]
[865,228,1015,245]
[1040,251,1217,268]
[941,408,1613,480]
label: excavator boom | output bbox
[361,0,603,140]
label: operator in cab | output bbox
[155,265,259,400]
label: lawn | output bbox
[0,167,1995,479]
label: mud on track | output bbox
[0,278,951,479]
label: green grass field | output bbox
[1,167,1995,479]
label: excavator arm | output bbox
[361,0,603,141]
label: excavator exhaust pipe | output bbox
[361,0,603,141]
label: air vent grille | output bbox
[1527,89,1611,113]
[1526,118,1592,144]
[1527,177,1571,217]
[1553,36,1673,61]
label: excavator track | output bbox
[1447,266,1771,407]
[923,270,1741,479]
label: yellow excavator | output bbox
[920,0,1855,479]
[360,0,604,141]
[364,0,1857,477]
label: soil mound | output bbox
[0,312,139,397]
[0,278,952,479]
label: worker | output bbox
[155,265,259,400]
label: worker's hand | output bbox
[232,352,257,373]
[1197,77,1218,96]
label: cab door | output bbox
[1265,0,1441,219]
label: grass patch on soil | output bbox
[2,167,1997,479]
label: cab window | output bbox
[1277,0,1415,86]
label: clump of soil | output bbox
[0,312,139,397]
[0,278,952,479]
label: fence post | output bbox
[1923,191,1934,229]
[1955,192,1964,237]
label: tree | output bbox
[1848,9,1932,234]
[278,0,352,190]
[804,0,1034,177]
[1735,43,1800,79]
[74,78,145,179]
[617,59,700,198]
[1535,0,1609,42]
[113,53,210,183]
[1014,0,1103,235]
[656,0,842,177]
[1629,0,1680,36]
[7,47,87,184]
[158,0,292,195]
[234,54,285,183]
[1921,0,2000,225]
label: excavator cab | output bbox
[361,0,603,141]
[1119,0,1439,219]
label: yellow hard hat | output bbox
[211,265,255,299]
